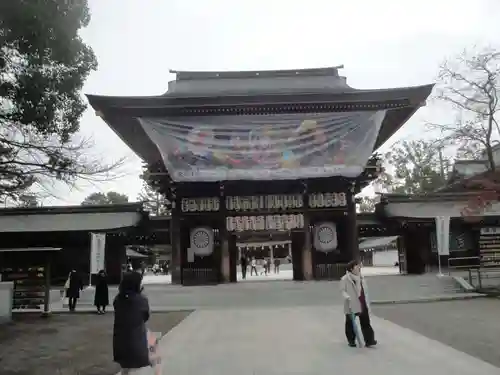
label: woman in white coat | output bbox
[339,259,377,347]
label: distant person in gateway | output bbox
[250,257,258,276]
[240,254,248,279]
[274,258,280,273]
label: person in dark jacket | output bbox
[113,271,151,373]
[66,270,83,312]
[240,254,248,279]
[94,270,109,314]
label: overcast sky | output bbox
[44,0,500,205]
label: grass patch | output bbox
[0,310,192,375]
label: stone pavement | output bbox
[127,305,498,375]
[139,264,401,285]
[66,271,469,312]
[51,270,478,313]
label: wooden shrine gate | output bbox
[170,182,360,286]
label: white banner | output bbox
[138,111,386,182]
[90,232,106,274]
[435,216,450,256]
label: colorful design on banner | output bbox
[138,111,386,181]
[249,127,278,166]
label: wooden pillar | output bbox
[219,185,230,283]
[42,252,51,317]
[302,187,313,280]
[220,231,230,282]
[345,193,359,262]
[170,195,182,285]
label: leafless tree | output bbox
[430,47,500,220]
[429,47,500,170]
[357,196,377,213]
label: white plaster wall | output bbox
[386,201,500,218]
[455,163,488,178]
[0,282,13,324]
[373,250,398,267]
[0,211,142,232]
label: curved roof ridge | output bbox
[169,66,345,80]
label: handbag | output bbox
[64,273,71,290]
[61,273,71,305]
[350,312,365,348]
[147,330,162,375]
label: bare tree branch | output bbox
[429,47,500,171]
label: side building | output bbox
[0,203,150,285]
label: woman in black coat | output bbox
[113,272,151,373]
[94,270,109,314]
[66,270,83,312]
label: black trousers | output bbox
[68,297,78,311]
[345,310,375,344]
[241,265,247,279]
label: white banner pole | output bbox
[89,232,93,286]
[435,216,450,277]
[437,245,443,276]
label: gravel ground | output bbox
[0,311,192,375]
[372,298,500,368]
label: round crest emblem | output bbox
[313,222,338,252]
[190,227,214,256]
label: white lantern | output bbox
[324,193,334,207]
[188,199,197,211]
[181,198,189,212]
[226,217,234,231]
[317,193,325,208]
[336,193,347,207]
[275,195,283,209]
[256,216,265,230]
[297,195,304,208]
[250,216,257,230]
[297,214,304,228]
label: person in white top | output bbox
[339,259,377,348]
[250,258,258,276]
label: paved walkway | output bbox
[52,270,473,312]
[140,265,401,285]
[130,306,498,375]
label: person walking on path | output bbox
[94,270,109,314]
[250,257,258,276]
[274,258,280,273]
[240,254,248,279]
[260,259,268,276]
[113,272,151,374]
[339,259,377,348]
[66,269,83,312]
